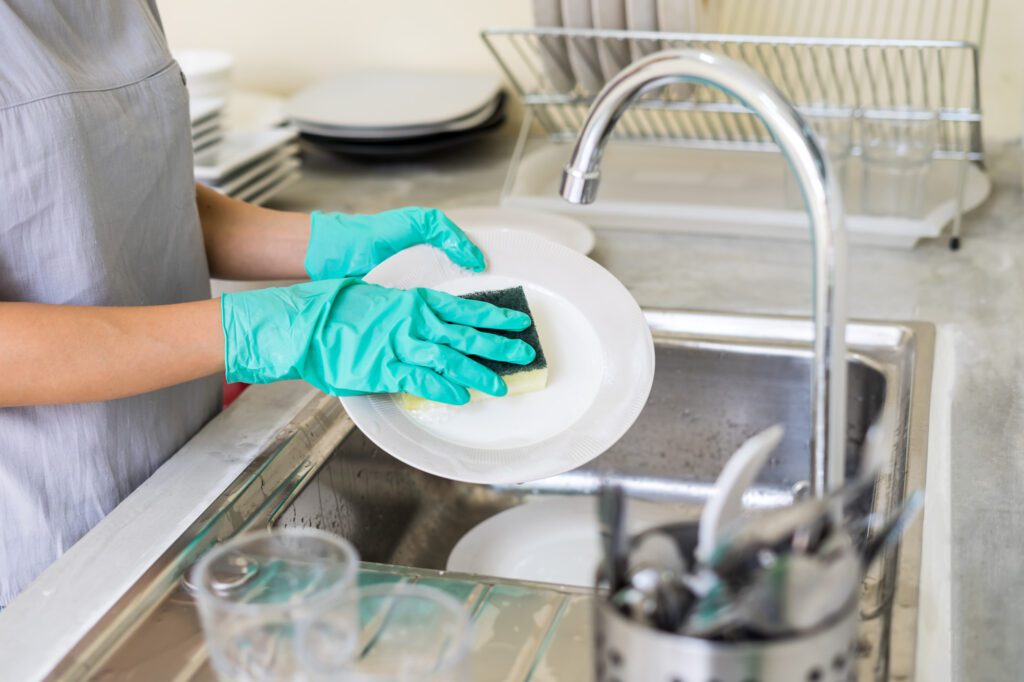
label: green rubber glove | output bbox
[222,279,536,404]
[304,208,484,279]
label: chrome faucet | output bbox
[560,50,849,496]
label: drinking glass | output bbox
[192,528,360,682]
[785,110,854,210]
[322,582,474,682]
[861,110,939,218]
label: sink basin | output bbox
[276,308,934,680]
[277,309,917,561]
[59,308,931,682]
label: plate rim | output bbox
[193,128,298,181]
[445,496,690,583]
[291,93,503,140]
[339,231,654,484]
[284,71,503,131]
[445,205,597,255]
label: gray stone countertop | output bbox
[271,134,1024,682]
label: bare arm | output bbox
[0,299,224,406]
[0,189,312,406]
[196,183,311,280]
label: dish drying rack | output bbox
[482,0,989,249]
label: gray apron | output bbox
[0,0,222,605]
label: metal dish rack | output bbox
[482,0,988,248]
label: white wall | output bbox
[982,0,1024,143]
[161,0,1023,142]
[161,1,531,93]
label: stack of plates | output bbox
[531,0,720,94]
[190,97,225,152]
[188,73,300,206]
[286,71,507,159]
[195,127,302,206]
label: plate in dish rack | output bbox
[339,231,654,484]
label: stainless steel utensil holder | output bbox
[595,597,860,682]
[482,0,988,248]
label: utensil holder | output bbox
[595,596,860,682]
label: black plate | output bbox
[300,94,507,159]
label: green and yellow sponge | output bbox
[397,285,548,410]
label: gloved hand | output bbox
[222,278,536,404]
[304,208,484,280]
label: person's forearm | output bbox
[0,300,224,406]
[196,183,310,280]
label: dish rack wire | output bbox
[481,0,987,248]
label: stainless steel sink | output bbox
[276,308,934,681]
[62,308,932,682]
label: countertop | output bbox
[270,135,1024,682]
[2,130,1020,681]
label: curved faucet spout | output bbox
[561,50,848,496]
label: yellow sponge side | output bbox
[502,367,549,396]
[396,367,549,412]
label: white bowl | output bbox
[175,49,235,100]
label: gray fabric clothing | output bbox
[0,1,221,605]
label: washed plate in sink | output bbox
[340,231,654,484]
[446,497,691,587]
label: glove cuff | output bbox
[304,211,328,280]
[221,280,359,385]
[305,211,366,280]
[222,289,279,385]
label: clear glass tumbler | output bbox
[192,528,360,682]
[325,582,474,682]
[785,110,854,210]
[861,110,939,218]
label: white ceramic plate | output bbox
[656,0,699,99]
[591,0,632,80]
[446,206,596,255]
[209,144,300,195]
[292,94,502,141]
[189,97,225,126]
[232,158,302,202]
[340,231,654,484]
[533,0,576,92]
[194,128,298,182]
[447,497,692,587]
[698,0,722,32]
[191,127,223,152]
[625,0,660,61]
[285,71,502,132]
[247,171,302,207]
[560,0,605,94]
[656,0,699,32]
[191,116,222,140]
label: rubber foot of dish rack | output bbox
[949,236,962,250]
